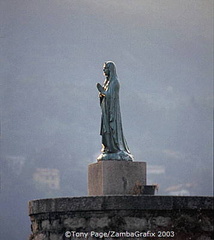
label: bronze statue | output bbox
[96,61,134,161]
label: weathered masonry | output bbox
[29,195,213,240]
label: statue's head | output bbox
[103,61,117,79]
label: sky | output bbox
[0,0,213,239]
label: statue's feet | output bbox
[97,151,134,161]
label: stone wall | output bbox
[29,195,213,240]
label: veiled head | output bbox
[103,61,117,79]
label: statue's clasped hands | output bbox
[97,83,105,96]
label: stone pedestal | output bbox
[88,161,146,195]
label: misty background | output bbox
[0,0,213,239]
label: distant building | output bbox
[5,156,26,175]
[169,189,190,196]
[33,168,60,190]
[165,183,193,196]
[147,165,165,175]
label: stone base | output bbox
[28,196,214,240]
[88,160,146,195]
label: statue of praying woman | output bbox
[96,61,134,161]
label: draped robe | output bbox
[98,61,133,161]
